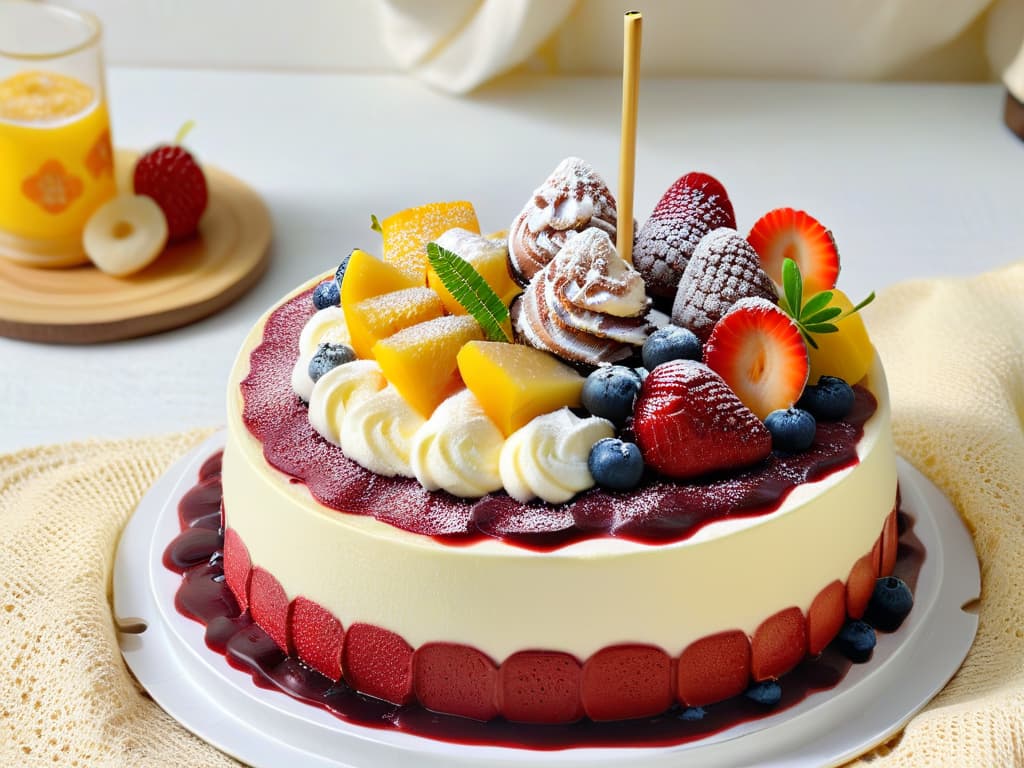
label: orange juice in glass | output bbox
[0,0,115,267]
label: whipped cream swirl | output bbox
[499,408,614,504]
[308,359,387,445]
[410,389,505,498]
[291,306,351,401]
[340,385,425,478]
[508,157,618,283]
[513,227,653,365]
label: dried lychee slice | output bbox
[83,193,168,276]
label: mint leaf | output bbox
[370,214,383,234]
[846,290,876,316]
[802,306,842,325]
[804,322,839,334]
[426,242,510,343]
[799,290,834,319]
[782,258,802,321]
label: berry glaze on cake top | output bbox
[217,164,904,726]
[240,282,881,550]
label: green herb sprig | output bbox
[777,258,875,349]
[370,214,383,234]
[426,242,511,343]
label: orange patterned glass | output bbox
[0,1,116,267]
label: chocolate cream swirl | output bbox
[512,228,653,365]
[507,157,618,283]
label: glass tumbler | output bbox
[0,0,116,267]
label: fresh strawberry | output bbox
[634,172,737,297]
[670,228,777,342]
[704,297,809,420]
[133,123,208,240]
[747,208,840,294]
[633,359,771,479]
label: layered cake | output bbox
[206,160,910,728]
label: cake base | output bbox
[114,431,979,767]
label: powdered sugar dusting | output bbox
[240,290,874,551]
[634,172,737,297]
[513,228,652,365]
[671,228,777,342]
[508,157,618,283]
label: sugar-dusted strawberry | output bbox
[670,228,777,342]
[704,297,809,420]
[633,359,772,479]
[634,172,737,297]
[133,122,208,241]
[747,208,840,295]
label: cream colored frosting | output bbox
[224,278,897,661]
[339,385,425,478]
[410,389,505,498]
[308,360,387,446]
[291,306,351,401]
[499,408,614,504]
[434,227,507,262]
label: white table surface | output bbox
[2,69,1022,454]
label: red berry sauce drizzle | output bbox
[164,455,924,749]
[240,290,879,551]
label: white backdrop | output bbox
[54,0,397,71]
[50,0,1024,88]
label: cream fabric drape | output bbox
[376,0,1024,94]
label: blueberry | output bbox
[678,706,706,722]
[335,251,352,286]
[764,408,816,452]
[308,343,356,382]
[588,438,645,490]
[312,279,340,310]
[744,681,782,706]
[642,325,702,371]
[798,376,855,421]
[834,619,877,663]
[581,366,642,425]
[864,576,914,632]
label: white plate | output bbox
[114,432,980,768]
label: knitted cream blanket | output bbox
[2,261,1023,767]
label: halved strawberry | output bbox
[747,208,840,295]
[704,297,809,420]
[633,359,772,479]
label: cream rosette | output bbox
[499,408,614,504]
[409,389,505,498]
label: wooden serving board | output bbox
[0,151,271,344]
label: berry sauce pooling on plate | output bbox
[164,454,926,750]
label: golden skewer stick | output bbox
[617,10,642,264]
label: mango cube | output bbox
[346,287,444,360]
[456,341,584,436]
[427,228,521,333]
[806,289,874,385]
[341,248,418,310]
[382,201,480,281]
[373,315,484,417]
